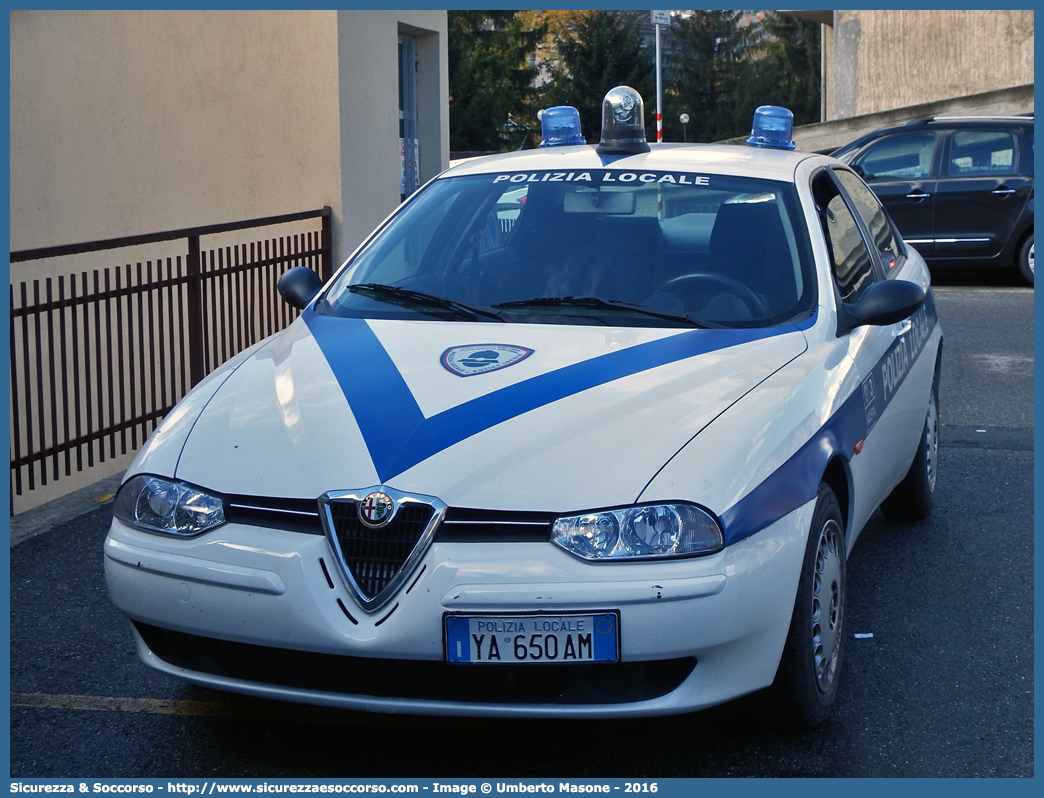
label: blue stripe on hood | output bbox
[303,311,801,483]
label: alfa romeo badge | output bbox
[358,491,395,527]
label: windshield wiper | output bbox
[348,284,505,322]
[492,296,703,326]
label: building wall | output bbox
[827,10,1034,120]
[336,10,449,261]
[9,8,448,266]
[10,10,342,252]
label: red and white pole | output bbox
[655,20,663,144]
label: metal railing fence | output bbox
[9,207,332,506]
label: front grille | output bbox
[225,495,323,535]
[222,496,555,543]
[135,623,696,706]
[323,498,435,603]
[437,508,556,542]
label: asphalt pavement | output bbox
[9,472,124,548]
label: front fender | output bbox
[639,332,860,547]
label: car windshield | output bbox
[320,169,816,328]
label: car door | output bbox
[847,131,940,258]
[833,168,930,456]
[812,169,929,532]
[932,127,1033,260]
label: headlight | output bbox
[551,503,723,561]
[113,475,226,537]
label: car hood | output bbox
[168,310,808,512]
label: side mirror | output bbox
[836,279,925,336]
[277,266,324,310]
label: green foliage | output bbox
[664,11,761,143]
[446,10,821,151]
[542,10,655,147]
[664,11,821,143]
[448,11,545,153]
[752,13,822,128]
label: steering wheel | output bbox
[654,272,768,318]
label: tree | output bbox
[750,13,822,128]
[542,10,655,147]
[660,11,822,143]
[664,10,762,143]
[448,11,545,153]
[523,9,597,54]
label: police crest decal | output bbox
[441,344,534,377]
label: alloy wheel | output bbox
[812,518,844,693]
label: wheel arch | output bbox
[1015,225,1033,258]
[821,455,852,542]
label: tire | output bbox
[880,377,939,522]
[760,483,846,729]
[1017,233,1033,286]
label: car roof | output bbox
[831,115,1034,157]
[901,115,1033,128]
[441,143,826,184]
[844,114,1031,140]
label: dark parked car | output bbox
[832,116,1034,284]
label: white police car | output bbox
[105,88,942,727]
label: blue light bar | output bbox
[746,106,796,150]
[540,106,586,147]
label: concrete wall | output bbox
[788,83,1035,154]
[826,10,1034,121]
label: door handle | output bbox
[906,192,931,200]
[991,188,1016,196]
[892,319,913,337]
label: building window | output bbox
[399,35,419,202]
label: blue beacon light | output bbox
[539,106,586,147]
[746,106,796,150]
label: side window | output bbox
[812,173,879,305]
[835,170,902,272]
[853,133,936,180]
[947,130,1016,176]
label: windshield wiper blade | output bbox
[493,296,702,326]
[348,283,505,322]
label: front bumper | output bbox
[104,499,814,718]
